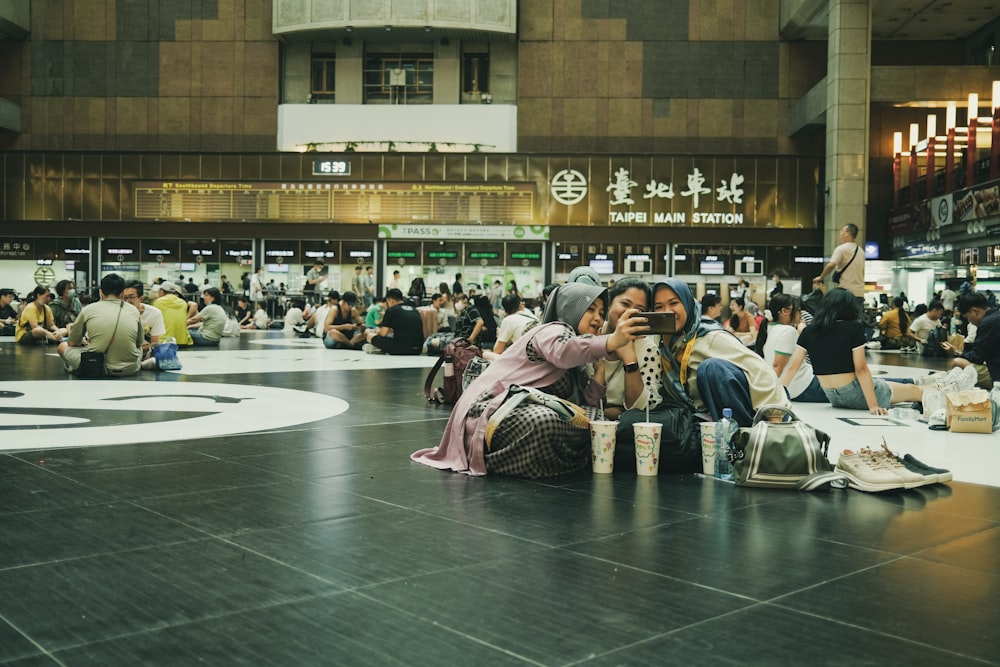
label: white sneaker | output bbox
[865,341,882,349]
[836,448,908,492]
[872,446,929,488]
[362,343,383,354]
[955,365,979,392]
[916,372,946,387]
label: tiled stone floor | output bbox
[0,333,996,666]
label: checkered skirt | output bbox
[475,372,601,479]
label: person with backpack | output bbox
[909,301,947,356]
[412,282,648,479]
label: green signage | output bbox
[387,251,417,258]
[511,252,541,260]
[427,251,458,259]
[469,252,499,259]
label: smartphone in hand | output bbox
[637,311,677,335]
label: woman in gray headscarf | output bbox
[412,283,646,478]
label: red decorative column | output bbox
[893,153,901,207]
[967,117,978,186]
[925,136,936,197]
[945,128,956,193]
[992,106,1000,180]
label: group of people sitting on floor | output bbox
[413,275,998,480]
[6,274,249,377]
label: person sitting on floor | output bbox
[645,279,790,427]
[878,297,916,351]
[724,296,758,346]
[150,281,194,346]
[49,279,83,330]
[248,303,271,330]
[323,290,365,349]
[364,288,423,355]
[908,300,945,349]
[590,277,658,421]
[365,293,387,331]
[0,288,20,335]
[484,294,538,360]
[700,293,723,324]
[122,280,165,359]
[755,294,827,403]
[282,297,307,334]
[16,286,66,345]
[941,291,1000,389]
[411,282,646,478]
[234,296,253,328]
[454,294,498,350]
[57,273,143,377]
[782,288,924,415]
[186,287,228,346]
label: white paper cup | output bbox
[699,421,718,475]
[590,420,617,473]
[633,422,662,476]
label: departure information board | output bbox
[134,181,535,223]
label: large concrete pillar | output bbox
[825,0,871,252]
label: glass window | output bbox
[462,52,489,95]
[364,52,433,104]
[311,54,335,101]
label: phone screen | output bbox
[638,312,677,335]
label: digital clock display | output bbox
[312,160,351,176]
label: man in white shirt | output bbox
[122,280,166,359]
[484,294,538,360]
[908,301,945,344]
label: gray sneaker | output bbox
[836,448,908,492]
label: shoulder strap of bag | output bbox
[840,244,859,272]
[751,403,799,425]
[100,300,125,354]
[423,353,447,402]
[795,470,848,490]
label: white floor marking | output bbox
[155,342,439,375]
[0,381,348,450]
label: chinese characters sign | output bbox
[548,157,817,229]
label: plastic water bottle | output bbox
[990,381,1000,431]
[715,408,737,480]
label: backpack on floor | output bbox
[923,326,949,358]
[423,337,482,405]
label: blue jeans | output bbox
[823,377,892,410]
[791,376,829,403]
[694,358,756,426]
[189,329,220,347]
